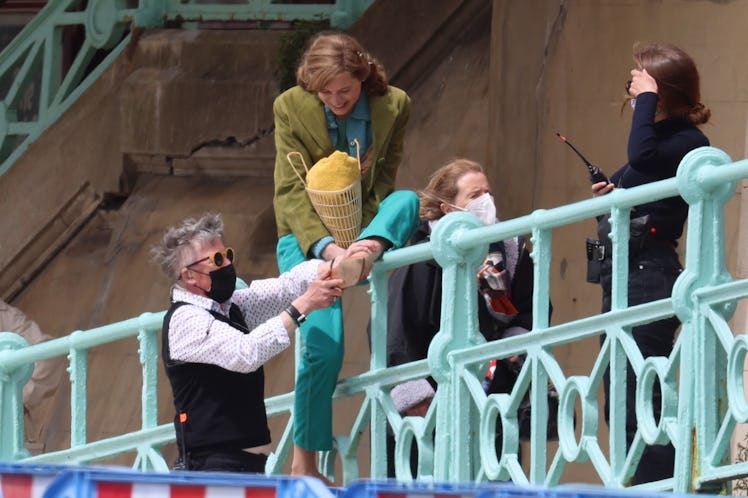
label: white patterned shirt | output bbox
[167,260,320,373]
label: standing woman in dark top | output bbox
[592,43,710,485]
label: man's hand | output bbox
[294,267,344,315]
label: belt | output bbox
[645,238,677,251]
[588,238,676,262]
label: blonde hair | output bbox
[296,32,388,96]
[419,159,485,221]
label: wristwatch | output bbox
[285,304,307,325]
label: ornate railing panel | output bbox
[0,146,747,494]
[0,0,373,176]
[0,311,170,470]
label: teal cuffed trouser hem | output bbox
[276,190,419,451]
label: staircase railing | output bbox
[0,0,373,176]
[1,146,746,494]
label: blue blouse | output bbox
[323,95,372,159]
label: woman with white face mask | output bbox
[379,158,543,477]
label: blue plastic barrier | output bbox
[343,480,495,498]
[343,481,726,498]
[476,484,725,498]
[1,465,729,498]
[42,467,336,498]
[0,462,74,498]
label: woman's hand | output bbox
[321,242,346,262]
[591,181,615,197]
[344,238,386,280]
[628,68,658,97]
[345,238,384,260]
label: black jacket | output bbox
[385,222,536,379]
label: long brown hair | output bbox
[419,159,485,221]
[296,32,388,96]
[632,43,710,126]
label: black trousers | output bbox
[599,246,682,485]
[184,447,268,473]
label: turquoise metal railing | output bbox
[0,312,171,470]
[1,146,747,493]
[0,0,373,176]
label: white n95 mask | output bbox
[463,193,497,226]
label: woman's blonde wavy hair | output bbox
[296,32,388,96]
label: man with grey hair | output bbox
[153,213,343,473]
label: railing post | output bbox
[68,331,88,449]
[369,266,389,479]
[608,203,632,480]
[672,146,735,493]
[0,332,33,460]
[135,312,168,471]
[528,221,552,482]
[429,212,488,481]
[138,313,159,431]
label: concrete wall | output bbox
[0,29,283,302]
[488,0,745,330]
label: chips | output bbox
[286,149,363,248]
[307,150,360,191]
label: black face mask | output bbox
[200,264,237,303]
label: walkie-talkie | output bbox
[556,132,609,184]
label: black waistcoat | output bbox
[162,301,270,451]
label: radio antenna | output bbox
[555,132,609,184]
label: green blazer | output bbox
[272,85,411,256]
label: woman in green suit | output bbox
[273,32,418,480]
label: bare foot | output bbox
[342,238,386,282]
[331,256,366,288]
[290,445,334,486]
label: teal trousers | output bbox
[276,190,419,450]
